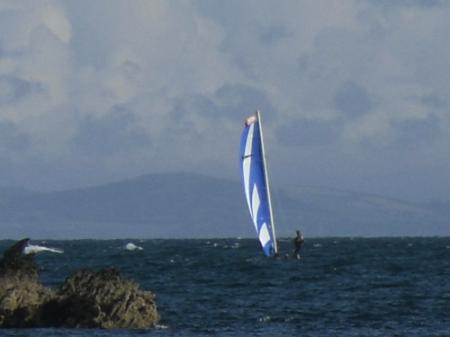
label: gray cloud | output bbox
[259,24,290,45]
[276,119,341,146]
[368,0,443,9]
[0,121,30,152]
[215,83,276,120]
[334,81,373,118]
[392,114,440,150]
[420,95,447,110]
[71,107,150,156]
[0,76,45,105]
[0,1,449,202]
[166,83,276,140]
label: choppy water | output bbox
[0,238,449,336]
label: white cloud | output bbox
[0,0,449,199]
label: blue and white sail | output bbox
[239,111,278,256]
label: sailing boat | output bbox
[239,110,278,257]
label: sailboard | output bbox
[239,111,278,256]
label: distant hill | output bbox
[0,173,448,239]
[0,186,33,203]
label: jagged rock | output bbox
[0,239,53,327]
[0,240,160,329]
[42,268,160,328]
[0,276,54,327]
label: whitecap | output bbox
[155,324,169,329]
[125,242,143,251]
[24,244,63,255]
[257,315,271,323]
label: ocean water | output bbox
[0,237,449,337]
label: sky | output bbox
[0,0,449,202]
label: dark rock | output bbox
[0,239,53,327]
[42,268,160,328]
[0,238,38,280]
[0,276,54,328]
[0,240,160,329]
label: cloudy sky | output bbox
[0,0,449,202]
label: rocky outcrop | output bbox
[42,268,160,328]
[0,240,159,328]
[0,270,54,327]
[0,239,53,327]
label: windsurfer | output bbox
[293,230,304,259]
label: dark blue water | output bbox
[0,238,449,336]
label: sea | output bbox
[0,237,449,337]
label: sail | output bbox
[239,112,277,256]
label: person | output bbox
[293,230,304,259]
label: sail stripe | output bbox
[251,184,260,231]
[242,123,254,217]
[259,223,270,247]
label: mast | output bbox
[256,110,278,255]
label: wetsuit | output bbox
[293,234,304,259]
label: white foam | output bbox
[125,242,143,251]
[257,315,271,323]
[155,324,169,329]
[24,244,63,255]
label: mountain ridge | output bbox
[0,172,448,239]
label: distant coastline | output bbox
[0,173,448,239]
